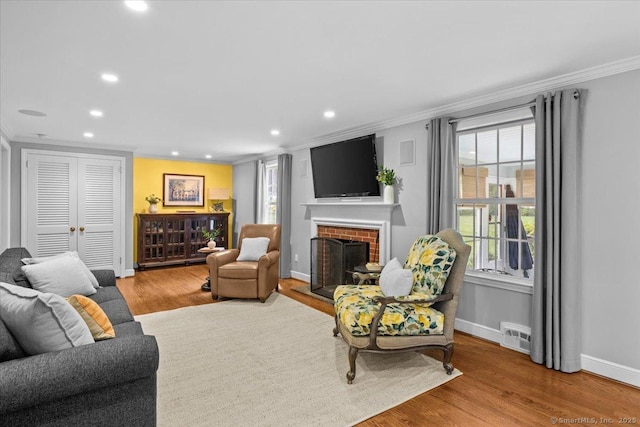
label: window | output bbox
[455,118,536,281]
[262,160,278,224]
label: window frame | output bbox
[263,159,278,224]
[454,117,536,290]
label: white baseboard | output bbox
[123,268,135,278]
[454,318,502,344]
[581,354,640,388]
[455,318,640,388]
[290,270,310,282]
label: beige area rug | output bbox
[136,294,461,427]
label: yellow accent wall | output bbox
[133,158,233,262]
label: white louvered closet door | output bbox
[24,151,122,272]
[77,158,121,270]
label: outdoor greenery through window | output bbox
[263,160,278,224]
[456,118,536,281]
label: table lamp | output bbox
[208,188,230,212]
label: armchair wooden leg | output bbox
[259,297,266,303]
[442,343,454,375]
[333,316,340,337]
[211,294,218,301]
[347,346,359,384]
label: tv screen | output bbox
[310,134,380,198]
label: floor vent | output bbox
[500,322,531,354]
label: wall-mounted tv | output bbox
[310,134,380,198]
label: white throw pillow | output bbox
[379,257,414,297]
[0,282,94,355]
[21,256,97,297]
[237,237,271,261]
[22,251,100,288]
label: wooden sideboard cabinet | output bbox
[137,212,230,269]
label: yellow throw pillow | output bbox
[66,295,115,340]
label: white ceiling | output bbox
[1,1,639,163]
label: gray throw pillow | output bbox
[22,251,100,288]
[0,282,94,355]
[21,256,97,297]
[237,237,270,261]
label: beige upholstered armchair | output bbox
[207,224,281,303]
[333,229,471,384]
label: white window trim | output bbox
[456,115,536,290]
[464,270,533,294]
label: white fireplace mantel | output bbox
[301,202,399,264]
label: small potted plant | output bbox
[376,165,396,204]
[202,228,221,248]
[145,194,162,213]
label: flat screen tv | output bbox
[310,134,380,198]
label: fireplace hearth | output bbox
[310,237,369,299]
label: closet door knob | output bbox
[79,226,85,232]
[70,227,76,232]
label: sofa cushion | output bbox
[404,235,457,297]
[21,256,97,297]
[0,317,25,361]
[0,282,94,355]
[89,286,125,304]
[334,284,444,337]
[112,321,144,338]
[22,251,100,288]
[67,295,116,340]
[98,299,135,326]
[218,262,259,279]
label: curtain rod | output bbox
[424,90,579,129]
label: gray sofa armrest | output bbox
[91,269,117,287]
[0,335,159,414]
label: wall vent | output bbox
[500,322,531,354]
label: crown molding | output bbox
[285,55,640,153]
[0,122,15,142]
[10,135,137,154]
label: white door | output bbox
[23,151,123,273]
[77,157,121,270]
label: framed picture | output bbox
[163,174,205,207]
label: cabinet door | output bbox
[25,154,78,256]
[165,217,186,260]
[140,217,165,263]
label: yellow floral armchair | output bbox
[333,229,471,384]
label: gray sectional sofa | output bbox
[0,248,159,427]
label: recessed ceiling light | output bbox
[83,132,94,138]
[125,1,148,12]
[171,151,179,156]
[324,110,335,119]
[205,154,212,159]
[101,73,119,83]
[90,110,103,117]
[18,109,46,117]
[270,129,280,136]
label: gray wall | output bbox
[231,160,256,247]
[232,69,640,377]
[8,141,135,273]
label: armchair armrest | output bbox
[372,293,453,306]
[207,249,239,269]
[0,335,159,414]
[258,250,280,268]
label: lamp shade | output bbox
[208,188,230,200]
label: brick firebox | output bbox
[317,225,379,263]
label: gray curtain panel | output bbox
[530,89,585,373]
[426,117,457,234]
[276,154,292,278]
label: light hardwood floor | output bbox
[117,264,640,426]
